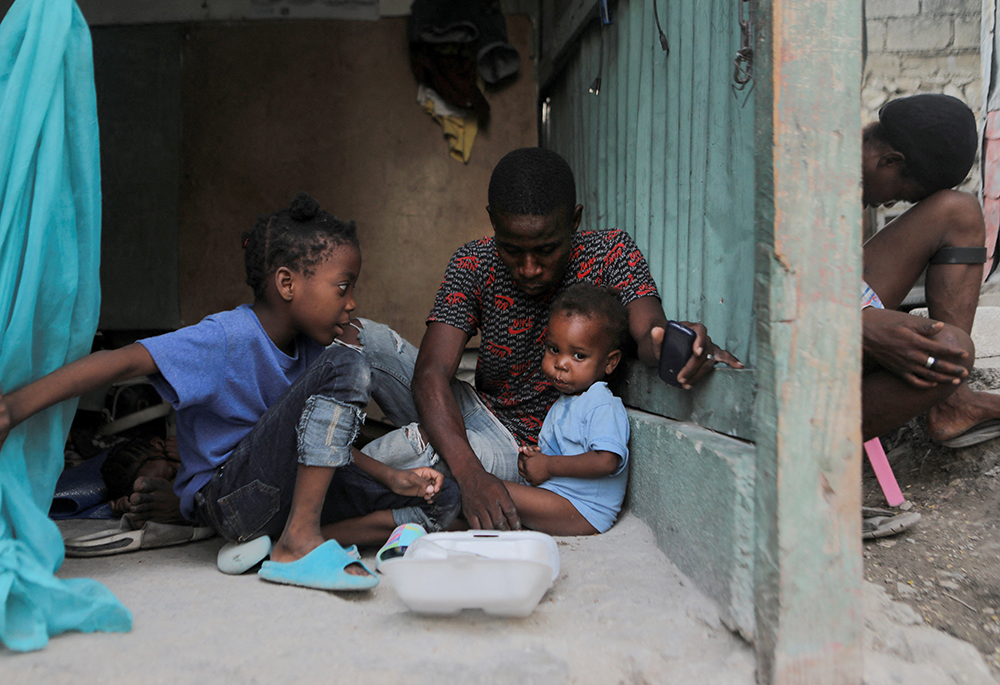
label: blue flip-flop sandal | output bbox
[257,540,378,591]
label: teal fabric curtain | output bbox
[0,0,131,651]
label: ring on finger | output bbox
[706,353,715,362]
[925,355,936,370]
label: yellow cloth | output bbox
[421,97,478,163]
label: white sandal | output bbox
[217,536,272,574]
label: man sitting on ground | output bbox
[347,147,743,531]
[861,94,997,448]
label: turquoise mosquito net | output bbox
[0,0,131,651]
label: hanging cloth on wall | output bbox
[408,0,520,162]
[410,40,490,125]
[408,0,520,88]
[0,0,132,651]
[417,84,479,163]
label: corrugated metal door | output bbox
[542,0,755,363]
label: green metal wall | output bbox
[543,0,755,363]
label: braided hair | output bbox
[549,282,628,351]
[242,192,359,301]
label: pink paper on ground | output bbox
[864,438,905,507]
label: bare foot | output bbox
[127,476,186,525]
[270,533,370,576]
[110,495,130,517]
[926,384,1000,442]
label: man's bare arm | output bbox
[626,295,670,367]
[412,322,520,530]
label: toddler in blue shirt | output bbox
[508,283,630,535]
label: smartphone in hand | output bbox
[658,321,697,387]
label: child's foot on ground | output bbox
[270,535,370,576]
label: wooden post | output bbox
[752,0,864,682]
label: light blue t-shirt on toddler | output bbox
[537,381,629,533]
[139,304,324,520]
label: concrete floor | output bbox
[4,513,757,685]
[4,512,995,684]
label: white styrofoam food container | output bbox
[378,530,560,617]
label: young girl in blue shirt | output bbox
[0,193,458,591]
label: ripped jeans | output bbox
[351,319,524,491]
[193,344,459,543]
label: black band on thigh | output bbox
[929,246,988,265]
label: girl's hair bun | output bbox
[289,192,320,222]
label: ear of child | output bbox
[604,349,622,377]
[256,244,361,352]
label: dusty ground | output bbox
[864,390,1000,677]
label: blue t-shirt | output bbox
[537,381,630,533]
[139,305,324,520]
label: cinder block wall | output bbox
[863,0,982,189]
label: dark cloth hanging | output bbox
[408,0,521,124]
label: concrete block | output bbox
[942,82,969,106]
[886,17,952,51]
[898,55,942,78]
[922,0,980,15]
[962,81,984,112]
[944,53,982,76]
[892,76,922,92]
[626,409,756,640]
[862,85,890,113]
[863,52,901,76]
[899,54,978,78]
[865,0,919,19]
[866,19,887,51]
[953,16,980,50]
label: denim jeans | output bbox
[192,344,455,543]
[351,319,524,486]
[321,464,461,533]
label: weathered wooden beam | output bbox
[71,0,380,24]
[536,0,599,91]
[752,0,864,682]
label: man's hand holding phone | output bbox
[658,321,697,386]
[655,321,743,389]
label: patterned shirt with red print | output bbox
[427,229,660,445]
